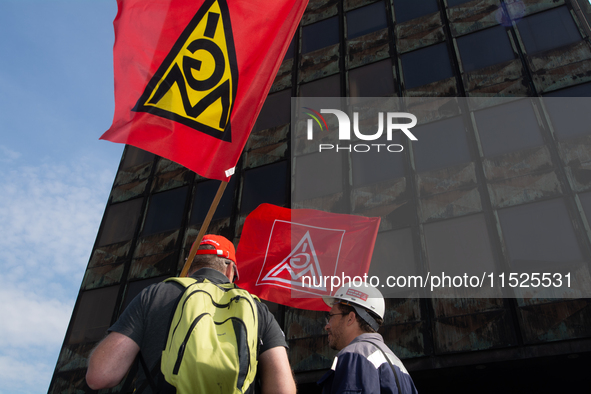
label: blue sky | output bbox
[0,1,122,393]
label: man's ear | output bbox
[346,311,357,327]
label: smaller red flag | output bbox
[236,204,381,311]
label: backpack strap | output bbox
[357,340,402,393]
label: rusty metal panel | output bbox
[285,308,326,339]
[111,161,152,202]
[462,59,524,92]
[487,171,562,208]
[83,243,131,289]
[302,0,339,25]
[482,145,553,182]
[347,28,390,69]
[381,322,427,358]
[403,76,459,97]
[111,179,149,203]
[558,134,591,192]
[113,160,152,188]
[288,337,335,372]
[81,262,125,290]
[432,298,505,319]
[129,251,177,280]
[396,13,444,54]
[183,221,232,251]
[447,0,502,37]
[405,97,463,125]
[292,192,347,212]
[517,299,591,344]
[55,342,95,373]
[244,142,288,169]
[271,58,293,93]
[520,0,565,18]
[417,162,478,198]
[151,159,192,194]
[384,297,422,324]
[466,77,531,97]
[533,60,591,94]
[344,0,377,12]
[48,370,88,394]
[528,41,591,73]
[512,264,591,303]
[246,124,290,152]
[419,187,482,222]
[351,177,408,215]
[134,230,180,258]
[433,310,516,353]
[299,44,340,84]
[89,242,132,268]
[128,231,180,279]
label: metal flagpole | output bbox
[179,180,228,277]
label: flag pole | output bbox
[180,180,229,277]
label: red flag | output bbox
[236,204,381,311]
[101,0,308,181]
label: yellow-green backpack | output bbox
[159,277,259,393]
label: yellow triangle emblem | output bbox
[134,0,237,141]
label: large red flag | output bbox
[101,0,308,181]
[236,204,381,311]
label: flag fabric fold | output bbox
[236,204,381,311]
[101,0,308,181]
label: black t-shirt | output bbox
[109,268,287,392]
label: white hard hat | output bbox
[323,282,385,331]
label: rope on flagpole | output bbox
[180,180,229,277]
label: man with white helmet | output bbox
[317,281,418,394]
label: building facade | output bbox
[49,0,591,392]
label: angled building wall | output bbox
[49,1,591,392]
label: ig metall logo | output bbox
[303,108,418,153]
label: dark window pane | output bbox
[254,90,292,132]
[299,74,341,97]
[447,0,473,6]
[241,161,288,213]
[67,286,119,344]
[285,36,295,60]
[352,133,405,187]
[457,25,515,72]
[498,199,584,270]
[142,186,188,236]
[302,17,339,54]
[517,7,582,54]
[393,0,439,23]
[190,177,237,225]
[121,276,168,312]
[98,198,143,246]
[474,99,543,157]
[120,146,154,170]
[369,228,416,296]
[294,151,343,201]
[347,1,388,39]
[349,60,395,97]
[401,43,454,89]
[413,117,471,172]
[544,82,591,97]
[424,214,496,276]
[543,95,591,140]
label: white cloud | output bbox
[0,156,116,394]
[0,145,21,162]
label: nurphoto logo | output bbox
[304,108,418,153]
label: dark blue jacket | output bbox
[318,333,418,394]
